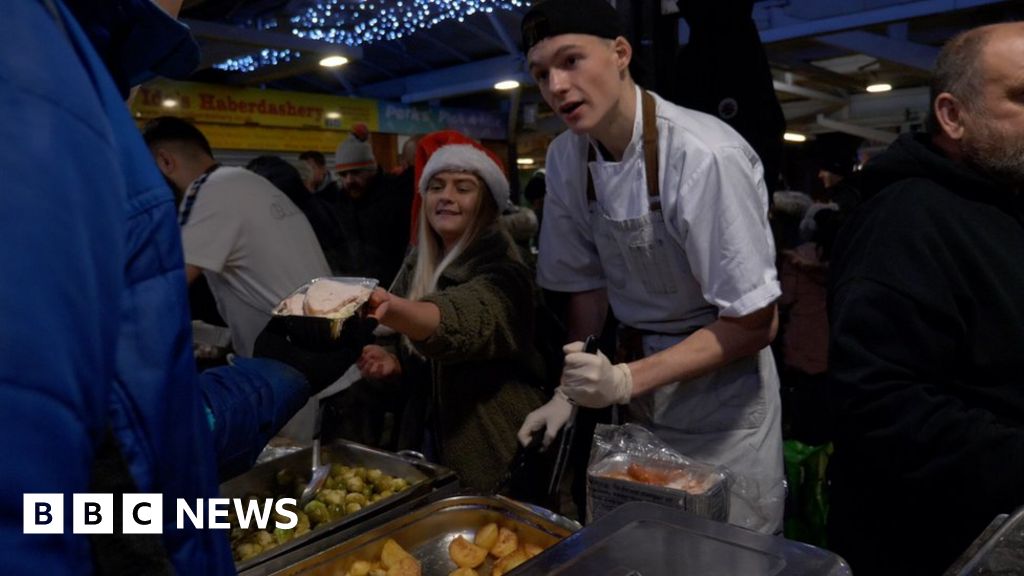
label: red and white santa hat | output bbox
[416,130,510,209]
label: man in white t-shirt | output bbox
[144,117,330,356]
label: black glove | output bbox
[253,315,378,394]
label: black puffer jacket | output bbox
[827,133,1024,575]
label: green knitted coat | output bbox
[393,227,547,491]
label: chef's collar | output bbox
[588,85,645,164]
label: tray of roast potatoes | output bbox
[221,440,455,572]
[239,495,580,576]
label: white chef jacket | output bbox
[536,87,784,533]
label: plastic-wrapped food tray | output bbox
[271,277,377,350]
[587,453,730,523]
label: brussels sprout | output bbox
[345,502,363,514]
[273,526,294,545]
[378,490,393,500]
[318,488,345,507]
[345,492,367,506]
[303,500,330,525]
[328,503,345,521]
[235,542,262,561]
[391,478,409,491]
[345,476,365,492]
[295,512,311,536]
[254,530,274,547]
[366,468,383,482]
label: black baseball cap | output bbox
[521,0,624,54]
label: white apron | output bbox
[585,91,784,533]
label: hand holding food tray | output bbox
[273,277,378,351]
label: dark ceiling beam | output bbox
[221,59,319,85]
[815,30,939,71]
[487,13,519,55]
[183,19,363,60]
[360,54,530,103]
[375,42,433,71]
[756,0,1007,43]
[417,34,473,63]
[462,22,510,53]
[330,70,356,97]
[352,58,398,79]
[773,76,848,104]
[769,53,868,92]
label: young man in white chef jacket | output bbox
[516,0,784,533]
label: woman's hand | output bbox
[357,344,402,380]
[364,287,392,323]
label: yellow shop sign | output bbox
[132,80,379,131]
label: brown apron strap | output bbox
[641,90,661,210]
[585,90,661,211]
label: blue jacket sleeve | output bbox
[200,357,310,480]
[0,4,126,572]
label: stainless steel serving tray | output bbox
[517,501,850,576]
[221,439,457,572]
[944,506,1024,575]
[242,494,581,576]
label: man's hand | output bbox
[357,344,402,380]
[253,315,377,394]
[517,390,575,450]
[560,341,633,408]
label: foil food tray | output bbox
[587,453,730,523]
[221,439,457,572]
[241,494,581,576]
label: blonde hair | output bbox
[405,173,500,302]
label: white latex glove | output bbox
[517,390,575,450]
[560,341,633,408]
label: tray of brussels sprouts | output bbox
[221,439,457,572]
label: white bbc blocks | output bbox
[73,493,114,534]
[23,494,63,534]
[122,493,163,534]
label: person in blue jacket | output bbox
[0,0,366,573]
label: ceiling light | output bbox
[325,111,342,119]
[516,158,535,166]
[494,80,520,91]
[319,55,349,67]
[783,132,807,143]
[866,83,892,93]
[161,99,178,108]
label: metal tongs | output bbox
[546,334,599,496]
[298,399,330,508]
[493,336,599,499]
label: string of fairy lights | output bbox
[214,0,528,73]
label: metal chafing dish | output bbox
[517,502,851,576]
[240,494,581,576]
[944,506,1024,575]
[221,439,458,572]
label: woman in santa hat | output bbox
[357,131,547,492]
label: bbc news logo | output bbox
[23,494,298,534]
